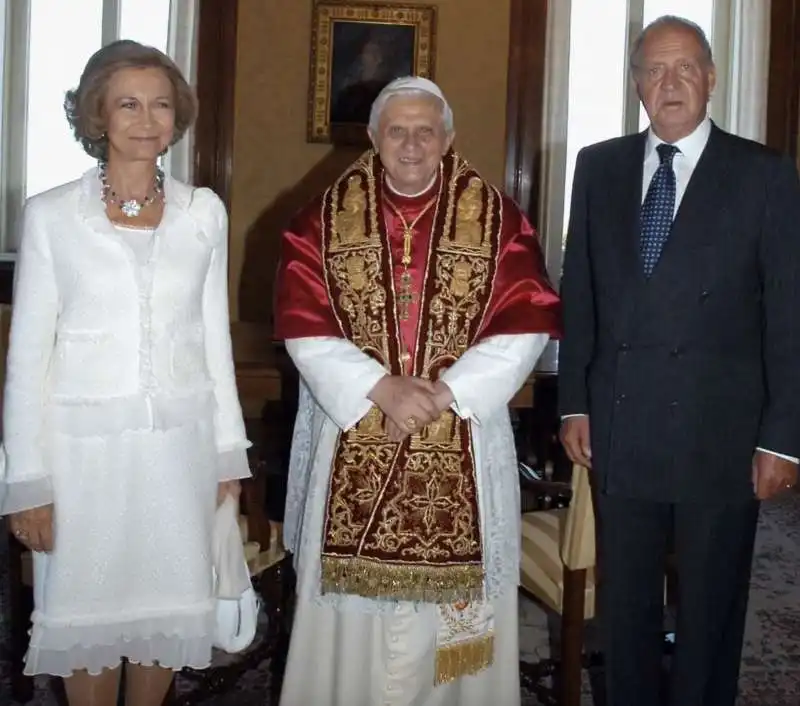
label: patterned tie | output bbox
[640,143,679,277]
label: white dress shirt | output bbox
[642,115,712,213]
[565,117,798,465]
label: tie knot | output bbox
[657,143,679,165]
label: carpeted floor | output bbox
[2,493,799,705]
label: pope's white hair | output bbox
[368,77,454,134]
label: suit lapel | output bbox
[646,125,733,284]
[617,133,648,283]
[605,132,647,335]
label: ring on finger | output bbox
[406,416,418,430]
[14,529,29,541]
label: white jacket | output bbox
[0,168,250,514]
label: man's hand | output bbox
[368,375,440,435]
[560,415,592,468]
[382,380,455,443]
[386,418,408,443]
[752,450,798,500]
[217,479,242,507]
[9,504,55,553]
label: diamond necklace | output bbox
[99,162,164,218]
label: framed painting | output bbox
[307,2,437,145]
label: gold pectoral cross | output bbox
[386,196,437,323]
[398,269,417,321]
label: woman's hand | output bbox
[217,480,242,507]
[9,504,55,553]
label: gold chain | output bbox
[385,197,437,266]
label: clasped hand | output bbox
[368,375,454,442]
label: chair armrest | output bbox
[519,471,572,513]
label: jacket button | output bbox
[699,290,710,301]
[670,347,683,358]
[616,394,626,404]
[669,401,679,408]
[619,343,630,352]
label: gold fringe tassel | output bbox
[321,555,484,603]
[434,633,495,685]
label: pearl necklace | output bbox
[99,162,164,218]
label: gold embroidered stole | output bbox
[318,150,504,603]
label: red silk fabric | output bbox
[273,182,562,345]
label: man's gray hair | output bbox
[629,15,714,71]
[368,76,454,134]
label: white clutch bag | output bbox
[212,494,260,653]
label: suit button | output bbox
[616,394,626,404]
[670,347,683,358]
[669,401,679,408]
[619,343,630,352]
[699,290,710,301]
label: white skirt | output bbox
[25,418,219,677]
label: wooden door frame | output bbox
[767,0,800,158]
[503,0,548,223]
[193,0,239,209]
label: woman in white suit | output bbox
[0,41,250,706]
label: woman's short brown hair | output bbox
[64,39,197,161]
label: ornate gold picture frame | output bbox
[307,2,437,145]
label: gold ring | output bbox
[406,416,417,430]
[14,529,28,540]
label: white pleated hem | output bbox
[24,607,216,678]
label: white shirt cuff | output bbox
[756,447,800,464]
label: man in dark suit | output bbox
[559,15,800,706]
